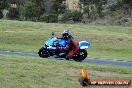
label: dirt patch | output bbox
[4,29,50,33]
[0,58,30,65]
[89,70,130,78]
[0,57,130,78]
[63,67,130,78]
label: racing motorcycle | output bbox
[38,33,90,61]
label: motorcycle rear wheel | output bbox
[74,49,87,62]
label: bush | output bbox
[61,10,82,23]
[0,10,3,19]
[61,11,73,23]
[40,13,58,23]
[8,8,19,19]
[110,11,119,16]
[40,14,49,22]
[72,11,82,22]
[18,6,25,21]
[48,14,58,23]
[24,2,38,21]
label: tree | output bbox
[58,0,66,14]
[0,0,9,19]
[0,10,3,19]
[8,0,20,19]
[72,11,82,22]
[32,0,45,20]
[0,0,9,10]
[95,0,107,17]
[24,1,38,21]
[8,7,19,19]
[80,0,107,21]
[80,0,91,18]
[123,0,132,6]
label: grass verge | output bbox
[0,55,132,88]
[0,20,132,61]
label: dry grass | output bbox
[0,20,132,61]
[0,55,132,88]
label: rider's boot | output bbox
[65,55,73,61]
[65,55,69,60]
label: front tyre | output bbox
[38,47,49,58]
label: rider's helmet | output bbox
[62,29,70,39]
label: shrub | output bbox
[24,2,38,21]
[8,8,19,19]
[61,11,73,23]
[40,14,49,22]
[61,10,82,23]
[40,13,58,23]
[18,6,25,21]
[48,13,58,23]
[0,10,3,19]
[72,11,82,22]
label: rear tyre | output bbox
[38,47,49,58]
[74,49,87,62]
[79,49,87,60]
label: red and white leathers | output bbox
[60,35,79,60]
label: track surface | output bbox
[0,51,132,67]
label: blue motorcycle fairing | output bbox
[45,38,58,46]
[58,38,67,47]
[43,37,67,54]
[44,37,67,47]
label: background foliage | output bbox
[0,0,131,24]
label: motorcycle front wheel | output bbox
[38,47,49,58]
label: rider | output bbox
[59,29,79,60]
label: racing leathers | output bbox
[60,35,79,60]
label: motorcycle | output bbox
[38,33,90,61]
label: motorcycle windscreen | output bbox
[79,41,90,49]
[45,38,54,46]
[58,39,67,47]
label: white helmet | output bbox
[62,29,70,38]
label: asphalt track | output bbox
[0,51,132,67]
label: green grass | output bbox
[0,55,132,88]
[0,20,132,61]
